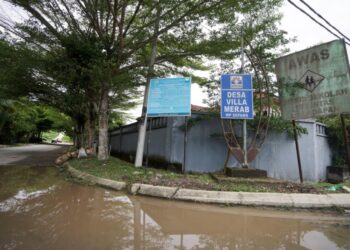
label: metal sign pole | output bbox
[243,120,247,167]
[340,113,350,173]
[183,116,188,174]
[292,120,303,183]
[146,118,153,168]
[240,26,248,168]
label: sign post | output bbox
[147,77,191,117]
[146,77,191,171]
[221,74,254,167]
[275,39,350,119]
[275,39,350,181]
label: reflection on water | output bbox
[0,166,349,250]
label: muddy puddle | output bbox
[0,166,349,249]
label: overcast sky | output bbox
[280,0,350,55]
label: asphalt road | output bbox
[0,144,70,166]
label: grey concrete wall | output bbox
[143,123,172,161]
[109,118,173,162]
[228,120,331,181]
[250,121,316,181]
[169,116,186,165]
[170,115,227,172]
[109,116,333,182]
[315,123,332,181]
[110,130,138,155]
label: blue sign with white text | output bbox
[147,77,191,117]
[221,74,254,119]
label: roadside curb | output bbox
[66,164,350,209]
[67,165,126,191]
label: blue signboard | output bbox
[221,74,254,119]
[147,77,191,117]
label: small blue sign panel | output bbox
[221,74,254,119]
[147,77,191,117]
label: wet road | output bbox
[0,165,349,249]
[0,145,350,249]
[0,144,69,166]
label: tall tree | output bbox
[1,0,288,161]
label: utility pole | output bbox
[241,27,248,168]
[134,4,161,167]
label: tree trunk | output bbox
[75,114,86,149]
[75,124,84,149]
[86,103,96,149]
[98,89,109,160]
[88,124,95,149]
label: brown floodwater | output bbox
[0,166,350,250]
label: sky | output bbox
[1,0,350,122]
[280,0,350,54]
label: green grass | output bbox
[312,180,350,193]
[69,156,341,193]
[70,156,214,185]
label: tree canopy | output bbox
[0,0,290,161]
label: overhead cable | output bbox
[287,0,350,46]
[298,0,350,43]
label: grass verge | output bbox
[69,156,349,193]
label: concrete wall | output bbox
[109,115,333,182]
[170,115,228,172]
[228,120,332,181]
[109,123,139,158]
[315,123,332,181]
[109,117,173,162]
[250,121,315,181]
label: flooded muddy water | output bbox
[0,166,349,250]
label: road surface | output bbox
[0,144,70,166]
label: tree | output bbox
[318,115,350,166]
[199,0,295,166]
[0,35,91,145]
[1,0,289,162]
[0,98,67,143]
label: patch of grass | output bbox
[70,156,213,185]
[69,156,332,193]
[312,180,350,193]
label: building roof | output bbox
[191,104,210,113]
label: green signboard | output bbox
[275,39,350,120]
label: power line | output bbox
[298,0,350,43]
[287,0,350,46]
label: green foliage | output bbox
[108,112,126,130]
[259,116,308,137]
[1,0,290,157]
[318,115,349,166]
[178,111,307,138]
[202,0,290,113]
[0,39,41,99]
[42,130,72,143]
[0,99,73,144]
